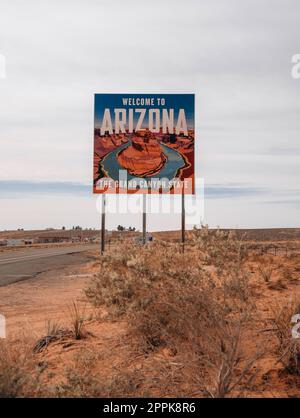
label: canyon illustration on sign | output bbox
[93,94,195,194]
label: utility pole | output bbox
[142,193,146,245]
[101,194,106,254]
[181,185,185,252]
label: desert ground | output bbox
[0,228,299,398]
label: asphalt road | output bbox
[0,244,98,286]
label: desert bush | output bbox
[268,278,287,291]
[33,320,72,353]
[85,227,261,396]
[281,266,299,284]
[55,368,144,398]
[0,340,40,397]
[272,299,300,375]
[46,319,62,336]
[258,265,275,283]
[190,226,248,269]
[55,349,144,397]
[68,301,87,340]
[86,240,219,343]
[207,317,265,398]
[281,267,292,281]
[33,304,87,355]
[55,368,105,397]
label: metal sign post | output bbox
[101,194,106,254]
[181,185,185,252]
[142,193,147,245]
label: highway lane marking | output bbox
[0,249,84,265]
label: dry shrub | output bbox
[55,349,144,398]
[258,265,276,283]
[86,239,220,348]
[86,227,262,397]
[207,319,265,398]
[131,273,223,352]
[33,320,72,353]
[0,339,41,397]
[272,299,300,375]
[268,279,287,291]
[33,303,87,355]
[55,368,143,398]
[281,267,292,281]
[190,226,248,269]
[281,266,299,284]
[68,301,87,340]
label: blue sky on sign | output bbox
[94,94,195,128]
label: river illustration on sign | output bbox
[93,94,195,194]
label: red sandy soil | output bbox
[0,257,97,341]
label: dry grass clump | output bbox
[207,319,265,398]
[189,226,248,270]
[33,320,72,353]
[281,266,299,284]
[272,299,300,376]
[55,368,143,398]
[85,227,261,397]
[0,339,41,397]
[33,303,87,354]
[268,279,287,291]
[258,265,276,283]
[68,301,87,340]
[54,348,144,398]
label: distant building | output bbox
[7,239,25,246]
[6,238,35,246]
[37,236,70,244]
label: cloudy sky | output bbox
[0,0,299,231]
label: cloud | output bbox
[1,180,296,203]
[205,184,266,199]
[0,0,299,228]
[0,180,90,198]
[263,147,300,156]
[264,199,300,207]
